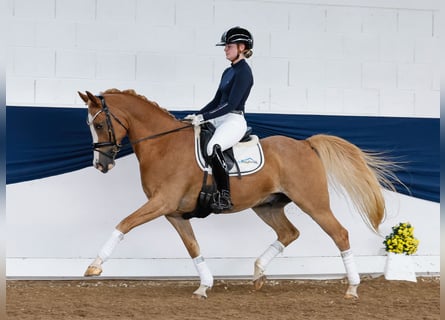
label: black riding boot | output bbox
[209,145,233,212]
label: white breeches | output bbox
[206,113,247,156]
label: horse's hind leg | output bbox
[292,187,360,299]
[252,201,299,290]
[279,148,361,299]
[306,206,360,299]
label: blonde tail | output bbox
[307,134,399,233]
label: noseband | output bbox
[87,95,192,160]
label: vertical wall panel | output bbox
[96,53,136,81]
[343,88,379,115]
[56,50,96,78]
[55,0,96,22]
[326,7,363,33]
[362,9,397,34]
[398,63,434,90]
[362,62,397,89]
[289,59,325,88]
[96,0,136,23]
[35,22,76,48]
[289,5,326,32]
[414,37,439,64]
[342,34,380,62]
[136,54,176,83]
[414,90,440,117]
[9,21,35,46]
[252,57,289,87]
[380,89,415,117]
[13,47,55,77]
[175,0,214,27]
[175,56,214,85]
[13,0,55,19]
[136,0,175,26]
[325,62,362,89]
[5,78,34,104]
[398,10,433,36]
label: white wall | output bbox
[6,0,440,117]
[6,0,440,278]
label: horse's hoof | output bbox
[344,285,359,300]
[253,275,267,290]
[192,285,210,299]
[191,293,207,300]
[84,265,102,277]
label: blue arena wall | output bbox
[6,106,439,203]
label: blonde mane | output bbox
[102,88,176,119]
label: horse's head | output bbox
[78,91,128,173]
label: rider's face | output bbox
[224,43,245,62]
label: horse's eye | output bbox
[94,124,104,130]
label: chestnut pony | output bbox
[78,89,395,299]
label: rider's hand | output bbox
[191,114,204,126]
[184,114,196,121]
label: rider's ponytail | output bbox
[244,49,253,59]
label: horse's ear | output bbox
[85,91,101,108]
[78,91,89,103]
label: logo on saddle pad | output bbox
[194,125,264,176]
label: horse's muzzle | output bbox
[94,160,115,173]
[92,144,120,173]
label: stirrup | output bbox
[210,191,233,212]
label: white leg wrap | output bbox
[341,249,360,285]
[193,255,214,288]
[254,240,285,278]
[98,229,124,262]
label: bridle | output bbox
[87,95,128,160]
[87,95,192,159]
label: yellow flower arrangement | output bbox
[383,222,419,255]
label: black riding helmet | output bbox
[216,26,253,49]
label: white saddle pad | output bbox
[194,126,265,176]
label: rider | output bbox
[185,26,254,212]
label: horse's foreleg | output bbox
[165,215,213,299]
[84,198,170,277]
[84,229,124,276]
[192,256,213,299]
[252,205,299,290]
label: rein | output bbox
[129,124,192,145]
[89,95,192,158]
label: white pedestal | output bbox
[384,252,417,282]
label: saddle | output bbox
[199,122,250,173]
[194,123,264,177]
[182,123,265,220]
